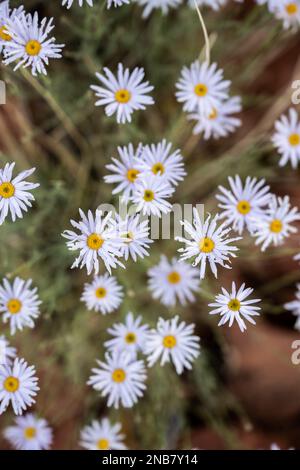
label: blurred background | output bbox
[1,0,300,450]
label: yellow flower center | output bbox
[152,162,165,175]
[7,299,22,314]
[194,83,208,97]
[285,2,298,14]
[236,200,251,215]
[25,40,42,56]
[167,271,181,284]
[209,107,218,120]
[115,89,131,103]
[0,25,12,41]
[87,233,104,250]
[3,376,19,392]
[24,427,37,440]
[123,231,134,243]
[112,368,126,383]
[288,133,300,146]
[227,298,241,311]
[143,189,155,202]
[270,219,283,233]
[95,287,107,299]
[127,168,139,183]
[163,335,177,349]
[199,237,215,253]
[0,182,15,198]
[125,332,136,344]
[97,438,109,450]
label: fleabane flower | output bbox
[216,175,272,235]
[62,0,94,8]
[135,0,182,18]
[80,418,127,450]
[188,96,242,139]
[91,63,154,124]
[132,174,174,217]
[148,255,200,307]
[273,0,300,30]
[104,143,143,200]
[209,282,261,332]
[188,0,227,11]
[0,278,42,335]
[105,312,150,360]
[284,283,300,331]
[272,108,300,168]
[88,351,147,409]
[81,274,123,315]
[4,413,52,450]
[0,358,39,415]
[135,139,186,187]
[0,1,24,54]
[176,209,241,279]
[116,214,153,262]
[3,12,64,76]
[145,316,200,375]
[251,195,300,251]
[0,162,39,225]
[175,60,230,115]
[0,335,16,366]
[62,209,125,275]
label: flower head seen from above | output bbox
[0,1,24,54]
[273,0,300,30]
[284,283,300,331]
[4,413,53,450]
[188,96,242,140]
[0,277,42,335]
[272,108,300,168]
[175,60,230,115]
[116,213,153,262]
[135,139,186,187]
[176,209,241,279]
[105,312,150,359]
[81,273,123,315]
[80,418,127,450]
[91,63,154,124]
[88,351,147,409]
[104,143,143,200]
[135,0,182,18]
[148,255,200,307]
[62,209,125,275]
[61,0,94,8]
[3,12,64,76]
[0,357,39,415]
[0,335,17,367]
[0,162,39,225]
[132,174,174,217]
[216,175,272,235]
[144,316,200,375]
[251,195,300,251]
[209,282,261,333]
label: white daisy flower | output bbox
[145,316,200,375]
[148,255,200,307]
[135,139,186,187]
[0,1,24,54]
[188,0,227,11]
[0,162,39,225]
[175,60,231,115]
[81,274,123,315]
[0,357,39,415]
[4,413,52,450]
[62,0,94,8]
[88,351,147,409]
[251,195,300,251]
[176,209,241,279]
[3,12,64,76]
[273,0,300,29]
[208,282,261,333]
[91,63,154,124]
[284,283,300,331]
[104,143,143,200]
[272,108,300,168]
[0,277,42,336]
[216,175,272,235]
[80,418,127,450]
[116,213,153,262]
[132,174,174,217]
[188,96,242,140]
[104,312,150,359]
[62,209,125,275]
[135,0,182,18]
[107,0,130,7]
[0,335,16,366]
